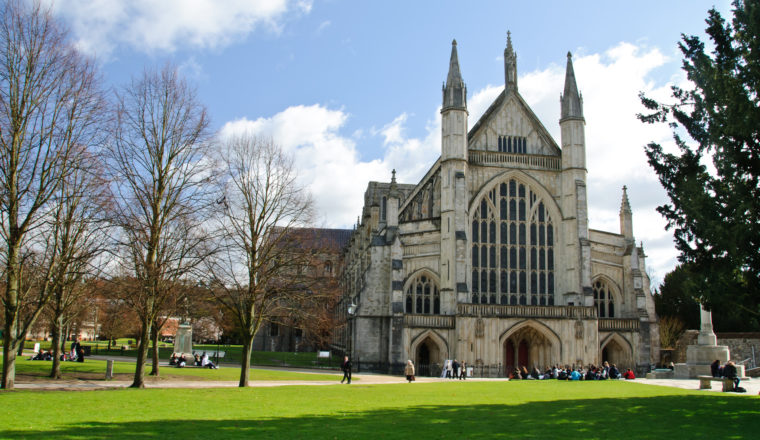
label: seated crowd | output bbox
[169,351,218,369]
[508,361,635,381]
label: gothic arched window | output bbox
[404,274,440,315]
[471,179,555,305]
[593,279,615,318]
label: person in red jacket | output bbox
[623,368,636,380]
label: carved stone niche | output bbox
[574,320,583,339]
[475,318,485,338]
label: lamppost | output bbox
[346,300,357,361]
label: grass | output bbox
[6,356,342,382]
[15,339,341,368]
[0,381,758,439]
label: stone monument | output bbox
[173,321,193,362]
[674,305,730,378]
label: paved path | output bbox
[13,372,482,390]
[12,372,757,394]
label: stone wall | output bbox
[671,330,759,366]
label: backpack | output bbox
[734,386,747,393]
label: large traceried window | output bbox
[405,274,440,314]
[593,279,615,318]
[471,179,555,306]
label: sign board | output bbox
[318,351,331,358]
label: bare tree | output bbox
[207,134,314,387]
[659,315,686,350]
[108,65,212,388]
[46,151,112,379]
[0,0,105,389]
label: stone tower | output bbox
[560,52,592,306]
[440,40,469,310]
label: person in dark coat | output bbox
[722,361,740,391]
[341,356,352,384]
[75,341,85,362]
[710,359,722,378]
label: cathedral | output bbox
[340,34,658,376]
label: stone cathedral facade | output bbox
[341,35,658,376]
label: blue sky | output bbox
[46,0,731,284]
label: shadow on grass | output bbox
[3,395,759,439]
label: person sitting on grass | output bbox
[176,354,186,368]
[195,353,202,366]
[520,366,531,379]
[201,352,218,369]
[169,353,178,366]
[585,365,596,381]
[570,368,582,381]
[609,364,621,379]
[557,367,568,380]
[623,368,636,379]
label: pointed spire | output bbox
[504,31,518,93]
[442,39,467,111]
[561,51,583,120]
[620,185,631,214]
[389,169,399,198]
[620,185,633,239]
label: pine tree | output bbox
[639,0,760,316]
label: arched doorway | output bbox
[415,337,442,377]
[502,323,559,374]
[600,335,633,370]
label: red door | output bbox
[518,341,529,368]
[505,340,515,370]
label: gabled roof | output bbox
[467,90,561,156]
[398,158,441,216]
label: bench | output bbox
[697,375,747,392]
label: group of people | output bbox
[711,359,742,391]
[30,350,54,361]
[31,339,85,362]
[442,359,468,379]
[508,362,633,381]
[169,352,218,369]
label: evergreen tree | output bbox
[639,0,760,317]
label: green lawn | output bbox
[16,340,341,368]
[0,381,757,439]
[8,357,342,382]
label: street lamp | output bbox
[346,301,357,361]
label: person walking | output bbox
[460,360,466,380]
[341,355,352,384]
[405,360,415,383]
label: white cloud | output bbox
[45,0,309,56]
[315,20,331,35]
[221,41,683,282]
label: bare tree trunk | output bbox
[16,335,25,356]
[50,316,63,379]
[239,333,254,387]
[131,320,152,388]
[1,321,18,389]
[2,251,21,390]
[150,325,160,376]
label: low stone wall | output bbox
[670,330,759,367]
[716,333,760,366]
